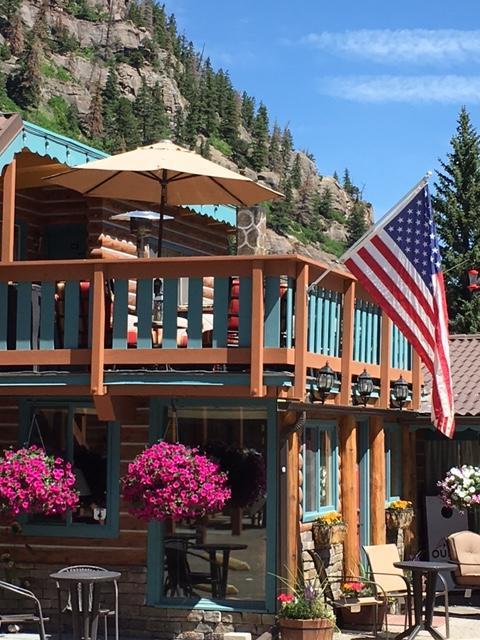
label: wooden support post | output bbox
[1,160,16,263]
[250,260,265,396]
[91,265,106,397]
[370,416,386,545]
[286,428,300,590]
[402,428,417,557]
[340,414,359,576]
[380,312,392,408]
[340,281,356,405]
[411,350,422,410]
[293,263,309,401]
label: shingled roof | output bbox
[421,334,480,416]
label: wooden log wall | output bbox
[0,399,151,567]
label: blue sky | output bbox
[166,0,480,218]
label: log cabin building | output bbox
[0,113,421,638]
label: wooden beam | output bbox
[340,281,356,405]
[340,414,359,575]
[379,313,392,408]
[402,428,417,558]
[90,265,106,396]
[93,393,116,421]
[370,416,386,545]
[250,260,265,396]
[293,262,309,400]
[411,350,422,410]
[1,160,16,263]
[286,423,300,590]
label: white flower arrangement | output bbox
[438,465,480,510]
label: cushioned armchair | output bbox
[447,530,480,589]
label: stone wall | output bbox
[300,525,344,594]
[1,563,275,640]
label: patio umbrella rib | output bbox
[208,176,248,207]
[84,171,123,195]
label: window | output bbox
[20,402,120,538]
[385,425,402,502]
[302,421,338,521]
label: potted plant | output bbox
[438,465,480,510]
[340,580,371,602]
[277,582,335,640]
[121,441,231,521]
[385,499,414,530]
[312,511,347,548]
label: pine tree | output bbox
[183,93,200,148]
[152,3,168,48]
[86,81,103,139]
[7,30,42,108]
[241,91,255,130]
[6,11,24,55]
[198,58,218,137]
[281,126,293,174]
[173,106,185,144]
[291,153,302,189]
[250,102,269,171]
[116,97,141,151]
[268,123,282,172]
[150,82,170,141]
[343,168,355,196]
[432,107,480,333]
[346,201,367,247]
[219,85,240,149]
[101,65,121,151]
[333,170,339,182]
[312,188,334,220]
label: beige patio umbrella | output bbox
[45,139,283,256]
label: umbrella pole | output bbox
[157,171,168,257]
[153,172,168,324]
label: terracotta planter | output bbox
[278,617,334,640]
[312,522,347,548]
[338,603,387,631]
[385,508,414,530]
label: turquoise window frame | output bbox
[18,399,120,539]
[385,423,402,504]
[357,420,371,556]
[302,421,338,522]
[146,398,278,613]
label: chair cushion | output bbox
[447,531,480,577]
[455,574,480,586]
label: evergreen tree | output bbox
[86,81,103,139]
[280,126,293,173]
[116,96,141,151]
[250,102,269,171]
[173,106,185,144]
[343,168,356,196]
[150,82,170,140]
[198,58,218,137]
[135,77,152,143]
[268,123,282,172]
[219,85,240,149]
[432,107,480,333]
[333,170,339,182]
[346,200,367,247]
[312,188,334,220]
[152,3,168,48]
[183,93,200,147]
[291,153,302,189]
[241,91,255,130]
[7,30,42,108]
[6,11,23,55]
[101,65,121,151]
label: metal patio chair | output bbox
[0,580,48,640]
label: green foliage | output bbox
[64,0,108,21]
[311,188,334,220]
[209,135,232,158]
[290,153,302,189]
[135,78,169,144]
[49,23,80,54]
[0,42,10,60]
[250,102,269,171]
[432,107,480,333]
[333,170,339,182]
[40,60,72,82]
[346,200,368,248]
[241,91,255,130]
[320,237,346,257]
[6,31,42,109]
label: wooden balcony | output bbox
[0,254,419,410]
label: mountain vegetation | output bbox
[0,0,371,257]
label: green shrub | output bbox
[320,237,346,257]
[209,136,232,157]
[40,60,73,83]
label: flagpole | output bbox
[307,172,432,293]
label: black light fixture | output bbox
[316,363,335,404]
[356,368,373,406]
[392,375,409,409]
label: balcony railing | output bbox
[0,255,417,405]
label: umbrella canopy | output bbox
[45,139,283,207]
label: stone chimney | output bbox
[236,206,267,255]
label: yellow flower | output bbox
[316,511,344,526]
[387,499,412,511]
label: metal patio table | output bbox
[192,542,247,599]
[393,560,453,640]
[50,569,121,640]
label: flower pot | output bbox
[312,522,347,548]
[385,508,414,530]
[338,603,387,631]
[278,617,334,640]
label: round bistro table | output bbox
[50,569,121,640]
[393,561,453,640]
[191,543,248,599]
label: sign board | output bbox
[426,495,468,590]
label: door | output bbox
[44,223,87,259]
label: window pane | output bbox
[319,430,332,507]
[304,428,317,513]
[162,406,268,603]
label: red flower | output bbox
[277,593,294,603]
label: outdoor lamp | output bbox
[468,269,480,292]
[392,375,409,409]
[316,363,335,404]
[356,369,373,406]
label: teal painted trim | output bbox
[358,421,370,556]
[104,371,292,387]
[321,293,330,355]
[163,278,178,349]
[187,204,236,227]
[328,294,337,357]
[314,290,322,354]
[372,307,380,365]
[151,599,266,612]
[212,277,229,348]
[64,281,79,349]
[137,279,153,349]
[307,292,316,352]
[16,282,32,350]
[20,399,120,539]
[302,421,339,522]
[238,276,252,348]
[187,277,203,349]
[39,282,55,350]
[366,304,373,364]
[112,279,128,350]
[0,282,7,350]
[360,304,367,363]
[286,278,293,348]
[384,423,402,501]
[0,373,89,386]
[22,121,107,164]
[264,276,280,348]
[353,303,360,361]
[265,399,278,613]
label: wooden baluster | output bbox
[1,160,16,263]
[250,260,264,396]
[293,263,309,400]
[340,280,355,405]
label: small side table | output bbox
[192,543,248,599]
[393,561,453,640]
[50,569,120,640]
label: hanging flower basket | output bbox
[312,512,347,548]
[121,441,231,522]
[438,465,480,510]
[385,501,414,530]
[0,446,78,520]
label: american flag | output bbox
[344,182,455,438]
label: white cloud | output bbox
[303,29,480,64]
[320,75,480,103]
